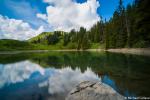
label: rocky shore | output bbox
[106,48,150,56]
[66,81,124,100]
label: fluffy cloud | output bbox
[37,13,48,21]
[0,0,100,40]
[0,15,44,40]
[5,0,49,28]
[38,0,100,31]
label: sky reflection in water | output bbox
[0,60,103,100]
[0,52,150,99]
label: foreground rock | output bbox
[66,81,124,100]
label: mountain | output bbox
[28,32,53,44]
[28,31,66,45]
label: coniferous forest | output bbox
[63,0,150,49]
[30,0,150,50]
[104,0,150,49]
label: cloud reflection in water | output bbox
[39,67,100,94]
[0,60,100,95]
[0,60,44,88]
[0,60,122,100]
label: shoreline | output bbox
[106,48,150,56]
[0,48,150,56]
[0,50,50,54]
[0,49,105,54]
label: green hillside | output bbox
[28,31,69,49]
[29,31,66,45]
[0,29,101,51]
[0,39,34,51]
[0,39,53,51]
[0,31,68,51]
[28,32,53,44]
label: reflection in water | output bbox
[39,67,100,94]
[0,51,150,99]
[0,60,103,100]
[0,60,44,89]
[102,75,118,92]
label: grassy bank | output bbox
[0,39,103,51]
[1,39,150,56]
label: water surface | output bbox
[0,51,150,100]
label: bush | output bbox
[133,40,147,48]
[67,42,77,49]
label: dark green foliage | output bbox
[69,29,77,42]
[0,39,34,51]
[47,31,61,45]
[63,33,70,46]
[77,27,86,49]
[88,21,105,43]
[29,32,53,44]
[105,0,127,48]
[134,0,150,47]
[66,27,90,50]
[78,27,90,50]
[29,31,62,45]
[104,0,150,49]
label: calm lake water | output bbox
[0,51,150,100]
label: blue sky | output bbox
[0,0,134,22]
[0,0,134,40]
[0,0,48,28]
[98,0,134,20]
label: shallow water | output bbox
[0,51,150,100]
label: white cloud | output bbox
[6,0,47,28]
[0,0,100,40]
[0,15,45,40]
[37,13,48,20]
[38,0,100,31]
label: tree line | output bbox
[104,0,150,49]
[63,0,150,49]
[31,0,150,50]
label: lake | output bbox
[0,51,150,100]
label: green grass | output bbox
[0,39,105,51]
[90,43,105,49]
[0,39,55,51]
[0,39,34,51]
[28,32,53,42]
[0,39,66,51]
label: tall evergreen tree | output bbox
[116,0,127,48]
[135,0,150,47]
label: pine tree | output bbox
[115,0,127,48]
[135,0,150,47]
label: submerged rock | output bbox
[66,81,124,100]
